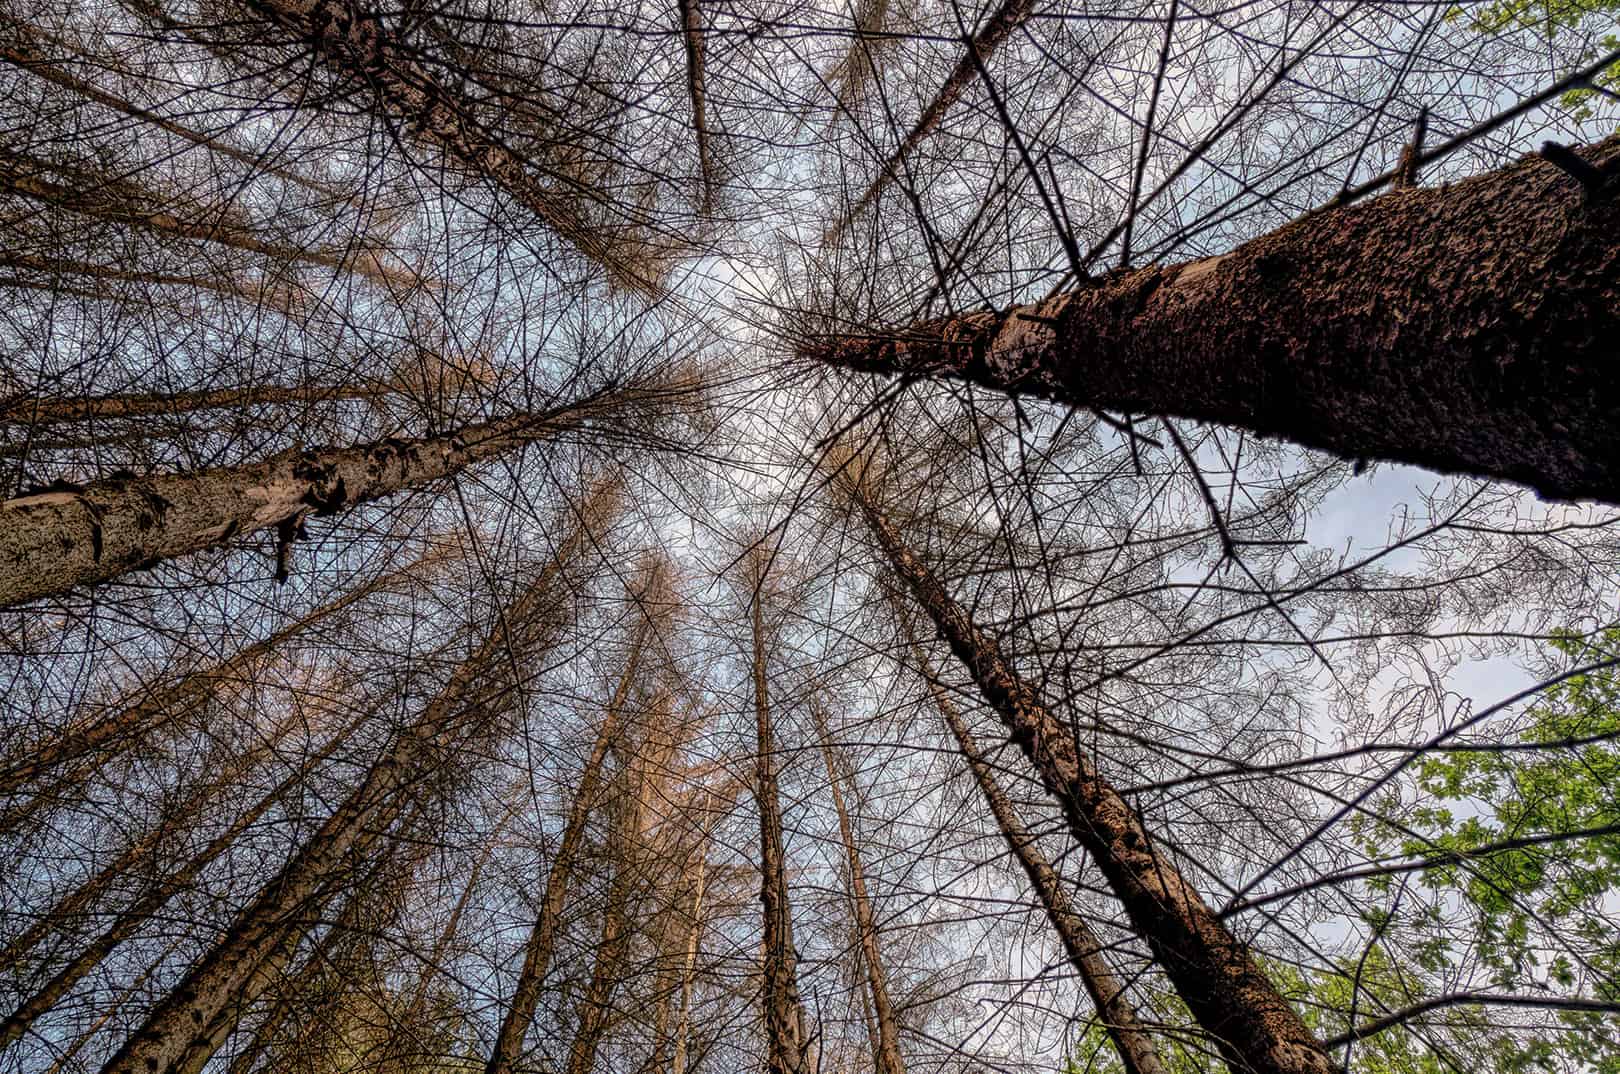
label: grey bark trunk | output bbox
[811,135,1620,505]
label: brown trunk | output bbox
[0,702,366,1051]
[0,381,382,426]
[676,0,715,217]
[97,480,615,1074]
[0,383,645,607]
[906,632,1164,1074]
[0,545,448,794]
[812,707,905,1074]
[810,135,1620,505]
[0,147,415,290]
[837,465,1331,1074]
[0,249,310,317]
[748,558,813,1074]
[486,610,655,1074]
[828,0,1033,239]
[232,0,664,294]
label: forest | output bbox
[1,0,1618,1070]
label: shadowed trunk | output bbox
[97,479,617,1074]
[812,706,905,1074]
[486,603,658,1074]
[676,0,715,217]
[0,702,368,1050]
[748,560,813,1074]
[810,135,1620,505]
[0,383,649,607]
[0,381,383,426]
[0,546,448,796]
[905,629,1164,1074]
[836,460,1332,1074]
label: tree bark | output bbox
[906,632,1164,1074]
[231,0,664,294]
[0,386,638,607]
[485,610,655,1074]
[676,0,715,218]
[748,559,814,1074]
[0,382,382,426]
[838,468,1332,1074]
[96,480,614,1074]
[812,706,906,1074]
[809,135,1620,505]
[0,703,366,1051]
[0,546,448,795]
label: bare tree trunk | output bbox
[0,381,383,426]
[230,0,666,294]
[670,784,734,1074]
[747,556,813,1074]
[676,0,715,218]
[0,702,367,1050]
[486,610,655,1074]
[0,383,646,607]
[812,706,905,1074]
[835,460,1332,1074]
[0,546,448,795]
[904,628,1164,1074]
[0,248,310,317]
[810,135,1620,505]
[0,147,417,290]
[96,479,616,1074]
[827,0,1032,239]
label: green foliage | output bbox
[1453,0,1619,119]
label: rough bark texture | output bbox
[911,639,1164,1074]
[750,580,813,1074]
[812,136,1620,504]
[847,481,1332,1074]
[97,485,610,1074]
[236,0,662,293]
[0,382,379,425]
[0,547,445,794]
[814,709,906,1074]
[0,392,612,607]
[485,617,651,1074]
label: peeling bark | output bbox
[811,135,1620,505]
[841,472,1332,1074]
[97,482,614,1074]
[906,632,1164,1074]
[0,387,632,608]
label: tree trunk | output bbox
[0,382,383,426]
[0,249,310,317]
[837,465,1332,1074]
[810,135,1620,505]
[906,631,1164,1074]
[0,702,366,1051]
[0,147,415,290]
[230,0,664,294]
[748,559,814,1074]
[828,0,1033,239]
[676,0,715,218]
[0,546,448,796]
[812,706,906,1074]
[0,385,640,607]
[96,480,615,1074]
[486,610,655,1074]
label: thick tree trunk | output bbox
[0,547,447,795]
[907,635,1164,1074]
[811,135,1620,504]
[0,705,364,1050]
[840,471,1332,1074]
[813,707,906,1074]
[97,482,613,1074]
[0,382,382,426]
[232,0,663,294]
[748,569,814,1074]
[0,386,634,607]
[486,613,654,1074]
